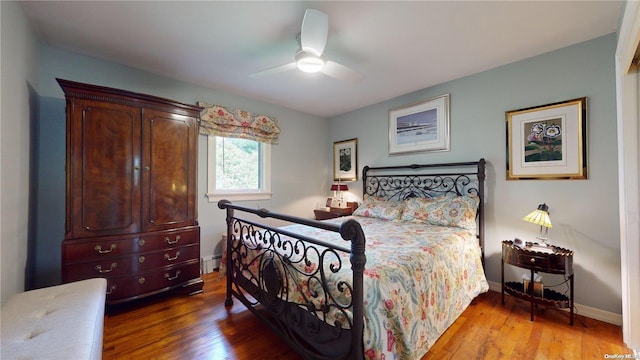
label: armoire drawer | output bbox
[105,260,201,303]
[63,243,200,282]
[62,227,200,262]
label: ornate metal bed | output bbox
[218,159,486,360]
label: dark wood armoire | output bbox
[58,78,204,305]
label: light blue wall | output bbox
[329,34,621,314]
[33,97,66,287]
[33,46,331,287]
[0,1,41,304]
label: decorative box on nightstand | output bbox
[501,240,575,325]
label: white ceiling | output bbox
[21,1,622,118]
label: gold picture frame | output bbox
[506,97,587,180]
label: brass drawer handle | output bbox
[164,235,181,245]
[164,270,181,281]
[138,256,145,263]
[138,277,146,285]
[106,285,117,295]
[95,262,118,273]
[530,258,536,263]
[95,244,117,254]
[138,239,146,247]
[164,251,180,261]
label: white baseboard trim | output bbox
[487,280,623,326]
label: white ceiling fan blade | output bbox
[321,61,364,83]
[250,62,297,78]
[300,9,328,56]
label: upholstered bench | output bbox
[1,278,107,360]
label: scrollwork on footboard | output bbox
[218,200,365,360]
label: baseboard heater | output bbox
[201,254,223,274]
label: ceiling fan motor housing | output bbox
[295,49,326,73]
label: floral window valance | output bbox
[198,102,280,144]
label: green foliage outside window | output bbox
[216,137,259,190]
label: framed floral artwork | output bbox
[333,138,358,181]
[506,97,587,180]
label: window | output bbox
[206,136,271,202]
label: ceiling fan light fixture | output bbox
[251,10,363,82]
[295,50,325,73]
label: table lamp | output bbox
[330,183,348,208]
[523,203,553,246]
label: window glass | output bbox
[207,136,271,202]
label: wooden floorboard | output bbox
[103,271,632,359]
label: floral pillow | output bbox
[401,194,479,230]
[353,195,404,221]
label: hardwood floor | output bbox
[103,271,632,359]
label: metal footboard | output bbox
[218,200,366,360]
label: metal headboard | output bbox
[362,158,486,263]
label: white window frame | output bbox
[205,136,272,202]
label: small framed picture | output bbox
[325,198,333,208]
[333,138,358,181]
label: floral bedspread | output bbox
[222,215,488,360]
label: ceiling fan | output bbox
[250,9,364,83]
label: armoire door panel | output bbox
[142,109,197,231]
[70,101,142,238]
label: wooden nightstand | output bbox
[314,202,358,220]
[501,240,574,325]
[314,207,353,220]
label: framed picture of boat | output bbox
[388,94,450,155]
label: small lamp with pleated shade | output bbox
[523,203,553,246]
